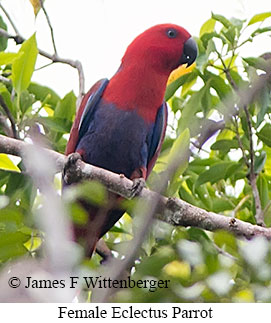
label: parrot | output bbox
[63,24,197,259]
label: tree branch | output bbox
[1,134,271,241]
[0,27,24,44]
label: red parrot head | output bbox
[103,23,197,122]
[121,24,198,74]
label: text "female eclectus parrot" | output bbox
[64,24,197,259]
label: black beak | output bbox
[179,37,198,67]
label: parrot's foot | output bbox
[63,152,82,184]
[130,177,146,198]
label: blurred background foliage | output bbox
[0,4,271,302]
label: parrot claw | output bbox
[63,152,82,184]
[130,177,146,198]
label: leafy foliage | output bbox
[1,10,271,302]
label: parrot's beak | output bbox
[179,37,198,67]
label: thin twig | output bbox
[0,27,85,107]
[216,49,239,91]
[243,104,263,225]
[0,95,17,138]
[232,115,250,168]
[39,0,58,55]
[233,194,250,217]
[221,55,265,226]
[35,62,54,71]
[0,2,85,105]
[213,244,238,262]
[0,114,13,137]
[0,2,20,35]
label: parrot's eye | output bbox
[167,28,177,39]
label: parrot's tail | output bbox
[73,194,124,259]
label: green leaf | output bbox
[136,246,175,277]
[0,209,24,232]
[216,128,235,141]
[222,26,236,45]
[230,17,245,32]
[0,170,9,189]
[190,158,220,167]
[248,12,271,25]
[251,26,271,37]
[5,171,35,209]
[214,231,238,254]
[54,91,76,121]
[0,16,8,51]
[178,88,205,134]
[181,73,198,96]
[212,198,235,213]
[254,151,267,174]
[0,154,20,172]
[28,82,60,108]
[240,115,250,140]
[211,13,231,28]
[0,52,21,66]
[12,34,38,94]
[110,226,130,234]
[170,96,183,113]
[66,181,107,207]
[195,161,237,187]
[201,32,226,48]
[200,18,216,37]
[69,203,88,225]
[226,162,243,179]
[0,232,29,262]
[0,208,30,262]
[196,37,216,73]
[165,71,197,101]
[0,196,9,209]
[167,129,190,189]
[201,81,212,114]
[211,139,239,152]
[158,129,190,177]
[20,90,35,114]
[229,70,249,88]
[257,174,269,208]
[179,186,198,206]
[194,182,213,210]
[0,84,16,118]
[201,71,232,100]
[37,116,73,133]
[243,57,269,71]
[257,124,271,147]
